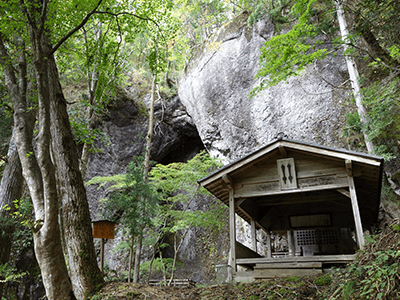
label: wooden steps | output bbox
[235,255,354,281]
[148,279,195,288]
[254,261,322,279]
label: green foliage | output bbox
[354,0,400,64]
[325,223,400,300]
[100,156,160,236]
[150,151,226,235]
[252,0,335,93]
[0,263,27,284]
[3,197,34,232]
[140,258,181,278]
[361,78,400,159]
[314,273,331,286]
[248,4,266,27]
[344,77,400,159]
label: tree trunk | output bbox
[128,230,135,283]
[48,55,104,299]
[132,76,157,283]
[336,0,374,153]
[133,232,143,283]
[0,132,24,296]
[0,32,75,299]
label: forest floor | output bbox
[92,220,400,300]
[93,275,333,300]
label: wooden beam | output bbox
[280,141,382,166]
[229,189,237,272]
[337,188,350,198]
[254,262,322,269]
[222,174,234,190]
[254,269,322,278]
[236,198,246,207]
[345,159,353,176]
[235,179,349,198]
[236,241,261,259]
[258,196,338,206]
[348,174,365,249]
[235,205,267,233]
[279,146,287,157]
[236,254,355,265]
[251,220,257,252]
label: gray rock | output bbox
[179,13,351,162]
[85,94,205,278]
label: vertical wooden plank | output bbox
[288,231,295,256]
[348,175,365,249]
[229,189,236,272]
[266,231,272,258]
[251,219,257,253]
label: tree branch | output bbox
[94,11,166,43]
[37,0,49,37]
[51,0,104,54]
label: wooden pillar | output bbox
[348,175,365,249]
[266,231,272,258]
[288,230,295,256]
[346,159,365,249]
[251,220,257,253]
[229,189,236,272]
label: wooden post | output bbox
[266,231,272,258]
[100,238,105,272]
[251,219,257,253]
[348,174,365,249]
[229,189,236,272]
[288,231,295,256]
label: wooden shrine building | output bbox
[198,137,383,281]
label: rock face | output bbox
[86,94,204,217]
[85,93,208,278]
[178,12,351,162]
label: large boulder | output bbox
[178,12,351,162]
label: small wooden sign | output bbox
[277,158,298,190]
[92,220,117,239]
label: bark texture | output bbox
[0,36,75,300]
[48,56,104,299]
[0,134,24,296]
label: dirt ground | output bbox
[94,276,331,300]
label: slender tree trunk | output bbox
[132,76,157,283]
[159,248,167,283]
[133,232,143,283]
[143,76,156,180]
[0,132,24,296]
[168,228,188,286]
[79,63,99,179]
[128,229,135,283]
[336,0,374,153]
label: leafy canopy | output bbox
[252,0,337,94]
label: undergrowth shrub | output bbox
[326,219,400,300]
